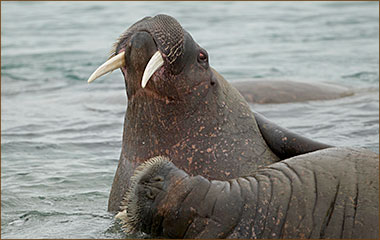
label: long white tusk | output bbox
[141,51,164,88]
[88,52,126,83]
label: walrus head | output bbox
[118,156,198,238]
[88,14,213,104]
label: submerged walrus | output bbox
[233,80,353,104]
[119,148,379,239]
[88,14,338,212]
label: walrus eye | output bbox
[198,51,208,63]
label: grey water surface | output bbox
[1,1,379,238]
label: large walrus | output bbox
[119,148,379,239]
[88,14,352,213]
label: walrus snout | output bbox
[119,157,174,234]
[123,31,160,94]
[88,15,187,84]
[119,156,199,237]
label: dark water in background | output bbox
[1,1,379,238]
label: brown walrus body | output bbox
[109,65,283,211]
[99,15,333,212]
[88,14,340,213]
[120,147,379,239]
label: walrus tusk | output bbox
[141,51,164,88]
[87,52,126,83]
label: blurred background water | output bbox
[1,1,378,238]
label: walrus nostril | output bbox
[146,188,155,199]
[152,176,164,182]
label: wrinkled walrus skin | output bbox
[121,148,379,239]
[97,15,330,212]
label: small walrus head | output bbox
[118,156,193,237]
[88,14,214,103]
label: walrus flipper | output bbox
[254,112,332,159]
[119,149,379,238]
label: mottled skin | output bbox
[108,15,330,212]
[123,148,379,239]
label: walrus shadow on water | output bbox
[87,14,378,238]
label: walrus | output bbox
[119,148,379,239]
[232,80,354,104]
[88,14,333,212]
